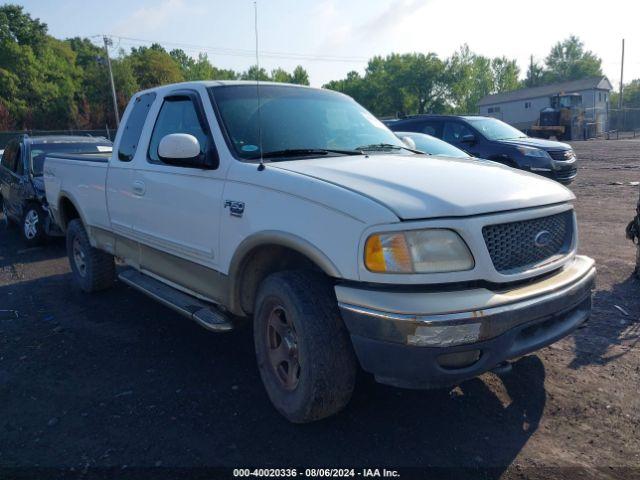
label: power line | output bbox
[94,34,368,64]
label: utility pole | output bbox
[530,55,534,87]
[103,35,120,128]
[618,38,625,110]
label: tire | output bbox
[66,219,115,293]
[21,203,47,245]
[253,270,357,423]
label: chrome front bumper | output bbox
[337,255,595,388]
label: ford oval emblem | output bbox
[534,230,552,248]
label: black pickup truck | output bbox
[0,135,112,245]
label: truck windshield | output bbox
[30,141,112,175]
[466,117,527,141]
[209,85,406,160]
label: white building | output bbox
[478,77,613,136]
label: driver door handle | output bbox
[132,180,146,196]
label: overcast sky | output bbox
[17,0,640,88]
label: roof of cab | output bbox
[135,80,336,97]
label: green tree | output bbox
[525,59,545,88]
[290,65,309,85]
[611,79,640,108]
[0,5,82,129]
[492,57,520,92]
[240,65,270,81]
[0,4,46,50]
[126,43,184,90]
[270,67,292,83]
[67,37,137,127]
[169,48,195,77]
[170,49,237,81]
[543,35,602,83]
[444,45,520,113]
[325,53,446,117]
[323,70,369,106]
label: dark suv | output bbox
[0,135,112,245]
[385,115,577,184]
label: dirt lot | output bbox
[0,139,639,479]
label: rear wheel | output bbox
[66,219,115,292]
[21,203,46,245]
[253,270,357,423]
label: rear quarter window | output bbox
[118,92,157,162]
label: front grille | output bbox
[482,211,573,273]
[548,149,575,161]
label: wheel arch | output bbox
[56,192,86,232]
[228,231,342,316]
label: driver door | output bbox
[129,88,226,298]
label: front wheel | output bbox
[253,270,357,423]
[66,219,115,292]
[21,204,46,245]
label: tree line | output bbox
[325,36,606,117]
[0,5,310,130]
[1,4,636,131]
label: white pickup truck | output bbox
[44,81,595,423]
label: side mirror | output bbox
[158,133,208,167]
[461,134,476,144]
[400,136,416,150]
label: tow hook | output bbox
[491,360,513,376]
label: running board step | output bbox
[118,269,234,332]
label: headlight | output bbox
[364,229,474,273]
[517,146,549,158]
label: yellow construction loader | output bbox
[531,93,584,141]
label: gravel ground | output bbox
[0,139,639,479]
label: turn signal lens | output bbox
[364,233,413,273]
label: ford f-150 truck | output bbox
[44,81,595,423]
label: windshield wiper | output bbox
[248,148,363,160]
[356,143,423,154]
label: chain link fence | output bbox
[0,128,116,149]
[608,108,640,135]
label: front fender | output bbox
[227,230,342,315]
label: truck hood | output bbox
[499,137,572,151]
[271,155,574,220]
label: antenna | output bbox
[254,1,265,171]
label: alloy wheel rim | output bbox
[266,305,301,390]
[72,237,87,277]
[23,210,39,239]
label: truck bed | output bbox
[44,151,112,232]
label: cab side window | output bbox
[148,96,210,165]
[443,122,473,143]
[118,92,157,162]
